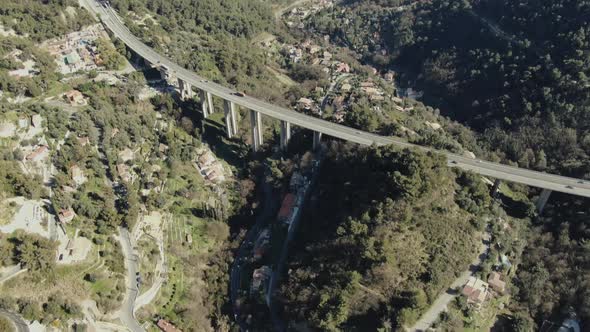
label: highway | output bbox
[83,0,590,198]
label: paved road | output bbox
[0,310,29,332]
[80,0,590,198]
[409,232,491,331]
[118,227,144,332]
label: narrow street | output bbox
[118,227,144,332]
[0,309,29,332]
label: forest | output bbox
[304,0,590,328]
[279,143,496,330]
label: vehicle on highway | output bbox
[451,160,458,164]
[566,185,574,189]
[234,92,246,97]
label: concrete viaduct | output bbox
[83,0,590,213]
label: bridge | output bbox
[83,0,590,212]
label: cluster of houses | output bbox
[461,271,507,309]
[41,24,110,75]
[283,0,335,28]
[5,49,39,78]
[194,148,227,183]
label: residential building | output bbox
[64,90,86,105]
[58,208,76,224]
[487,272,506,294]
[250,265,272,296]
[70,165,87,186]
[117,163,133,183]
[462,276,490,308]
[26,145,49,162]
[156,319,182,332]
[31,114,42,128]
[198,151,216,167]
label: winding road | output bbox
[0,310,29,332]
[80,0,590,198]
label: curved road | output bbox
[81,0,590,198]
[0,310,29,332]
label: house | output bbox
[370,94,385,102]
[158,143,169,153]
[26,145,49,162]
[334,111,345,123]
[70,165,87,186]
[487,272,506,294]
[17,117,29,129]
[360,81,375,88]
[118,148,135,162]
[335,62,350,73]
[394,105,405,113]
[77,136,90,147]
[340,83,352,92]
[64,90,85,105]
[462,277,490,308]
[185,234,193,245]
[250,265,272,296]
[64,52,80,65]
[297,97,314,111]
[0,122,16,138]
[156,319,182,332]
[309,45,321,55]
[322,51,332,60]
[392,96,403,104]
[384,71,395,82]
[198,151,216,167]
[31,114,42,128]
[278,194,297,224]
[425,121,442,131]
[58,208,76,224]
[117,164,133,183]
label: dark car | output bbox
[234,92,246,97]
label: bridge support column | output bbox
[223,100,238,138]
[199,90,213,118]
[491,179,501,198]
[178,79,194,100]
[312,131,322,150]
[159,66,172,82]
[250,110,263,152]
[536,189,552,214]
[280,121,291,151]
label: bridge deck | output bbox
[84,0,590,198]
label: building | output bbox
[297,97,315,111]
[118,148,135,162]
[278,194,297,223]
[64,52,80,65]
[335,62,350,73]
[64,90,86,105]
[384,71,395,82]
[117,163,133,183]
[250,265,272,296]
[26,145,49,162]
[58,208,76,224]
[31,114,42,128]
[340,83,352,93]
[462,276,490,308]
[156,319,182,332]
[487,272,506,294]
[17,117,29,129]
[70,165,87,186]
[78,136,90,147]
[0,122,16,138]
[198,151,216,167]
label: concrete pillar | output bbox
[312,131,322,150]
[536,189,552,214]
[491,179,501,198]
[178,79,193,100]
[250,110,263,152]
[199,90,212,118]
[223,100,238,138]
[159,66,172,82]
[280,121,291,151]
